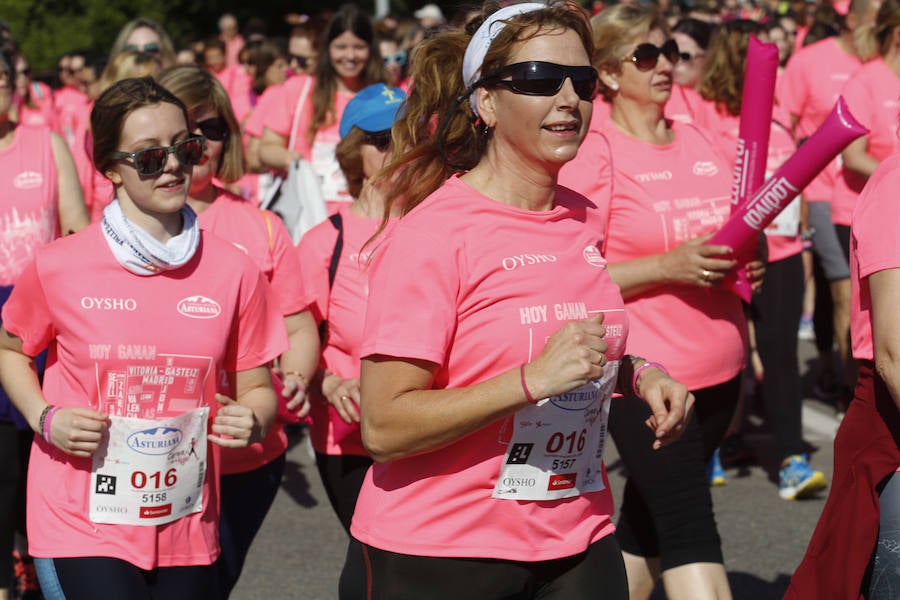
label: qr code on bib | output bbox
[95,474,117,495]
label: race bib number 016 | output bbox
[90,407,208,526]
[493,362,618,501]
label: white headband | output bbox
[462,2,546,117]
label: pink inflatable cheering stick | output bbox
[709,97,867,300]
[724,35,779,300]
[731,35,779,209]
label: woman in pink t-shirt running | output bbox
[0,77,286,599]
[342,3,694,599]
[158,65,320,598]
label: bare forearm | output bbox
[0,349,47,431]
[361,363,530,462]
[280,311,319,381]
[608,256,666,299]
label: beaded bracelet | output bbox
[632,361,668,400]
[519,364,538,404]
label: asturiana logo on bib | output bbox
[582,246,607,268]
[127,427,183,456]
[177,296,222,319]
[13,171,43,189]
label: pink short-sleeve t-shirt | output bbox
[779,37,862,203]
[352,177,627,561]
[296,204,387,456]
[851,152,900,361]
[1,226,287,568]
[198,190,313,474]
[261,75,354,209]
[832,59,900,226]
[571,122,746,390]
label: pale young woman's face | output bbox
[112,103,193,221]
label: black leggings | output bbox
[610,376,741,570]
[52,556,215,600]
[0,424,31,583]
[314,452,373,534]
[752,253,806,458]
[342,534,627,600]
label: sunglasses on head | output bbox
[383,51,407,66]
[363,129,392,152]
[195,117,229,142]
[480,61,599,102]
[625,39,680,71]
[109,135,205,177]
[124,42,161,54]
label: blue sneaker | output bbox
[708,448,726,486]
[779,455,828,500]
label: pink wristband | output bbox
[632,361,668,400]
[42,406,60,443]
[520,364,538,404]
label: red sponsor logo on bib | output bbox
[140,504,173,519]
[548,473,577,491]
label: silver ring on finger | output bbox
[340,395,351,402]
[701,269,711,282]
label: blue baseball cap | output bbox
[339,83,406,139]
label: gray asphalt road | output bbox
[232,340,841,600]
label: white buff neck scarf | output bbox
[101,199,200,276]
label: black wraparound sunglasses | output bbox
[478,61,599,102]
[109,135,205,177]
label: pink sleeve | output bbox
[263,209,313,316]
[1,258,55,357]
[244,85,282,138]
[855,157,900,279]
[559,131,613,242]
[294,220,336,325]
[261,81,294,139]
[778,55,807,119]
[361,224,459,365]
[840,72,875,131]
[229,262,289,372]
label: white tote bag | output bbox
[260,78,328,243]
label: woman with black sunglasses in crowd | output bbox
[560,5,762,599]
[158,65,319,598]
[340,2,693,598]
[0,76,286,599]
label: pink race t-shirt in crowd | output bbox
[561,121,746,390]
[1,226,287,569]
[214,65,253,126]
[296,204,388,457]
[693,103,803,263]
[779,37,862,203]
[0,124,59,285]
[198,189,314,475]
[850,151,900,362]
[353,176,627,561]
[832,58,900,226]
[261,75,354,210]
